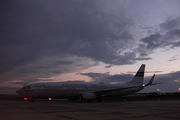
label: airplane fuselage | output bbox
[16,83,144,99]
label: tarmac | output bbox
[0,100,180,120]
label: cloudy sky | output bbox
[0,0,180,94]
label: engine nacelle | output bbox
[80,92,96,100]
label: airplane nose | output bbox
[16,89,24,96]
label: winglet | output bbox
[145,74,155,86]
[145,74,162,86]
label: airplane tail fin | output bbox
[126,64,145,85]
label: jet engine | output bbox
[80,92,96,101]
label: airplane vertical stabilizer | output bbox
[126,64,145,85]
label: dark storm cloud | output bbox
[141,33,163,49]
[133,57,152,61]
[0,0,137,75]
[166,29,180,48]
[155,71,180,83]
[140,32,179,48]
[170,41,180,48]
[160,17,180,30]
[104,64,113,68]
[140,29,180,50]
[139,17,180,54]
[81,72,134,83]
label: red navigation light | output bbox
[142,84,145,87]
[24,97,28,101]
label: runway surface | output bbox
[0,100,180,120]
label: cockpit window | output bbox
[22,86,30,89]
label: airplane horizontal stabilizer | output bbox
[149,82,163,86]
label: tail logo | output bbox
[136,72,144,77]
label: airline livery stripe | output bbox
[135,72,144,77]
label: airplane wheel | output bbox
[96,97,102,102]
[31,99,35,103]
[79,94,83,101]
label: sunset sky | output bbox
[0,0,180,94]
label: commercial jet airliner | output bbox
[16,64,161,102]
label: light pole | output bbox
[157,89,160,95]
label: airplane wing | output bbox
[148,82,162,85]
[94,85,142,95]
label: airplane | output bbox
[16,64,161,102]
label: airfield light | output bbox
[48,98,52,100]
